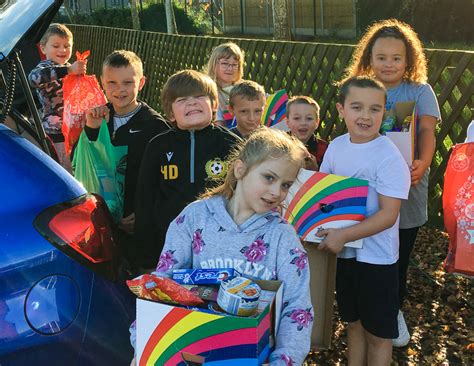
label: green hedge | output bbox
[55,3,211,35]
[357,0,473,44]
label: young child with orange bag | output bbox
[28,23,86,171]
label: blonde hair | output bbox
[161,69,218,119]
[40,23,73,45]
[103,50,143,77]
[229,80,265,107]
[206,42,245,84]
[201,128,306,200]
[286,96,321,120]
[341,19,427,84]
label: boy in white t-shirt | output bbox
[318,76,411,365]
[465,120,474,143]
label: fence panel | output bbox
[69,25,474,228]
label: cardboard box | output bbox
[283,169,369,249]
[136,280,282,365]
[385,101,416,165]
[304,242,336,350]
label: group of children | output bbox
[28,18,441,365]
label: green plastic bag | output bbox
[72,120,127,223]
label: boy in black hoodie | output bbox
[134,70,241,270]
[82,50,170,268]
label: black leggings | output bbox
[398,226,420,307]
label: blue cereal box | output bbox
[171,268,240,285]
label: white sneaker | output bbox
[392,310,410,347]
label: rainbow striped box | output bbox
[261,89,289,131]
[136,280,282,365]
[283,169,369,249]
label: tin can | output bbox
[217,277,261,316]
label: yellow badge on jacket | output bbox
[205,158,227,179]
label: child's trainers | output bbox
[392,310,410,347]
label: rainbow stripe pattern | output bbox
[137,299,272,365]
[223,109,236,129]
[261,89,289,130]
[283,170,368,245]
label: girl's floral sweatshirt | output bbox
[156,195,313,366]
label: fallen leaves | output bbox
[304,226,473,365]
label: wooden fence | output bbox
[69,24,474,228]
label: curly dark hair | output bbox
[340,19,427,85]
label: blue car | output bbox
[0,1,135,364]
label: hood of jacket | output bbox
[204,195,282,234]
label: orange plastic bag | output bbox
[442,142,474,277]
[62,50,107,155]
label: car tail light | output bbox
[34,194,118,280]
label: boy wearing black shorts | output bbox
[318,76,410,364]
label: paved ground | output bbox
[304,226,473,365]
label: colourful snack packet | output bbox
[401,115,412,132]
[182,301,226,315]
[126,274,204,306]
[380,115,396,134]
[182,285,219,302]
[171,268,240,285]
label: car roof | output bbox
[0,0,61,61]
